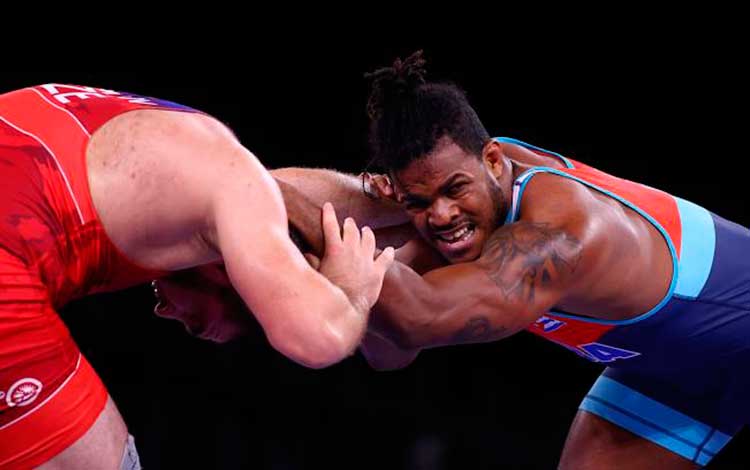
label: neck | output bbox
[495,158,519,225]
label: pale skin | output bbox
[147,138,698,469]
[39,109,394,469]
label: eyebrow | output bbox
[437,174,469,193]
[402,174,469,204]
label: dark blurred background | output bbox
[3,30,747,469]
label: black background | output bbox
[3,29,748,469]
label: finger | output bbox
[374,246,396,273]
[322,202,342,249]
[361,226,376,256]
[342,216,360,246]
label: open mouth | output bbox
[433,223,477,257]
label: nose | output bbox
[428,198,460,229]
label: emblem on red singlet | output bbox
[6,378,43,407]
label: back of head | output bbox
[365,50,491,173]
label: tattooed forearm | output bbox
[478,222,582,303]
[452,316,509,343]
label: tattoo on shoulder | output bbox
[479,222,582,303]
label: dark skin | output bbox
[367,137,693,469]
[153,141,693,469]
[369,137,672,349]
[559,413,700,470]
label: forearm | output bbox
[274,178,325,255]
[211,176,370,368]
[267,266,369,368]
[372,261,529,349]
[222,230,369,368]
[370,262,447,348]
[272,167,408,228]
[273,168,415,253]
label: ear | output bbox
[482,140,505,179]
[364,172,399,202]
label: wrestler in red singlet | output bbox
[0,84,198,469]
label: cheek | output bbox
[459,194,488,217]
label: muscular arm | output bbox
[371,220,585,349]
[269,168,434,369]
[153,165,419,355]
[272,167,408,226]
[273,177,325,254]
[210,153,386,369]
[272,167,414,250]
[90,110,389,369]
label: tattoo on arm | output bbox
[452,316,509,343]
[479,222,582,303]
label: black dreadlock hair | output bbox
[364,50,491,174]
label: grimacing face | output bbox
[391,138,508,264]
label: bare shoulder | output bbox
[519,170,648,249]
[499,141,567,169]
[88,109,238,156]
[515,171,669,317]
[85,109,279,271]
[517,171,600,228]
[506,172,614,293]
[86,109,249,191]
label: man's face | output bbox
[152,265,255,344]
[391,139,508,264]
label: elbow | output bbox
[392,332,423,350]
[267,321,361,370]
[365,355,414,371]
[368,362,408,372]
[297,353,348,370]
[302,337,357,370]
[260,280,368,369]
